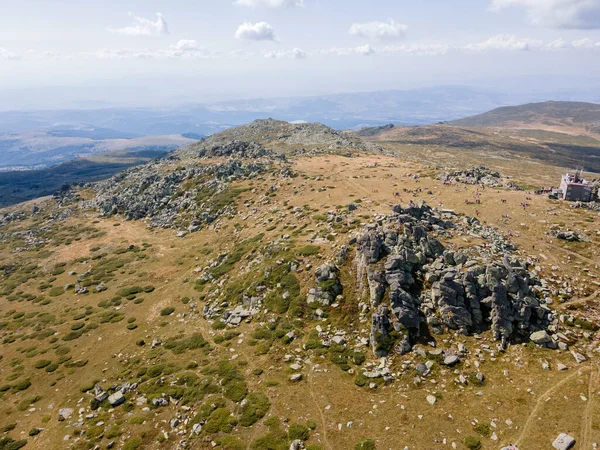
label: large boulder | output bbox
[307,263,342,306]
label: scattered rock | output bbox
[552,433,576,450]
[107,392,125,407]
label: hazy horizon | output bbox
[2,0,600,110]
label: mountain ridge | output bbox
[449,100,600,138]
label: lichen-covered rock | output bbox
[355,202,552,356]
[307,263,342,306]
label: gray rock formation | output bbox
[307,263,343,306]
[438,166,521,189]
[355,202,551,356]
[90,159,281,229]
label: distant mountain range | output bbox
[361,101,600,173]
[449,101,600,138]
[2,98,599,208]
[2,85,599,139]
[0,129,198,171]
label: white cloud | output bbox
[81,41,216,60]
[545,38,570,49]
[356,44,376,55]
[235,21,276,41]
[263,47,307,59]
[0,48,20,60]
[464,34,542,51]
[349,19,408,41]
[109,12,169,36]
[292,48,308,59]
[382,44,450,56]
[229,49,255,59]
[327,45,376,56]
[83,48,155,59]
[161,40,215,58]
[572,37,600,48]
[490,0,600,29]
[234,0,303,8]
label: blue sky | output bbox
[1,0,600,107]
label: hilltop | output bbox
[0,118,599,450]
[180,119,380,157]
[357,102,600,173]
[449,101,600,138]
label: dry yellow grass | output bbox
[0,151,598,450]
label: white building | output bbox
[559,171,592,202]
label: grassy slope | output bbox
[449,100,600,134]
[362,123,600,173]
[0,151,599,450]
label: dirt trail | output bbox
[515,366,592,446]
[580,364,599,449]
[307,373,332,450]
[541,241,598,267]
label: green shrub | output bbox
[296,245,320,256]
[473,423,491,437]
[80,380,99,393]
[354,374,367,387]
[239,392,270,427]
[464,437,482,450]
[55,346,70,355]
[13,379,31,391]
[45,363,59,373]
[105,426,122,439]
[288,423,310,441]
[355,439,376,450]
[0,437,27,450]
[122,437,143,450]
[164,333,209,354]
[48,287,64,297]
[215,436,246,450]
[116,286,143,297]
[160,307,175,316]
[203,408,237,434]
[34,359,51,369]
[1,423,16,433]
[17,395,41,411]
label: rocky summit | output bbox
[0,119,599,450]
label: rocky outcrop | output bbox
[193,140,274,159]
[307,263,343,306]
[355,202,551,356]
[182,118,380,155]
[90,159,277,228]
[438,166,521,189]
[556,230,589,242]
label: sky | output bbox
[1,0,600,107]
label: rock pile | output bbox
[355,202,552,356]
[307,263,343,306]
[556,230,589,242]
[90,158,279,228]
[438,166,520,189]
[193,140,275,159]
